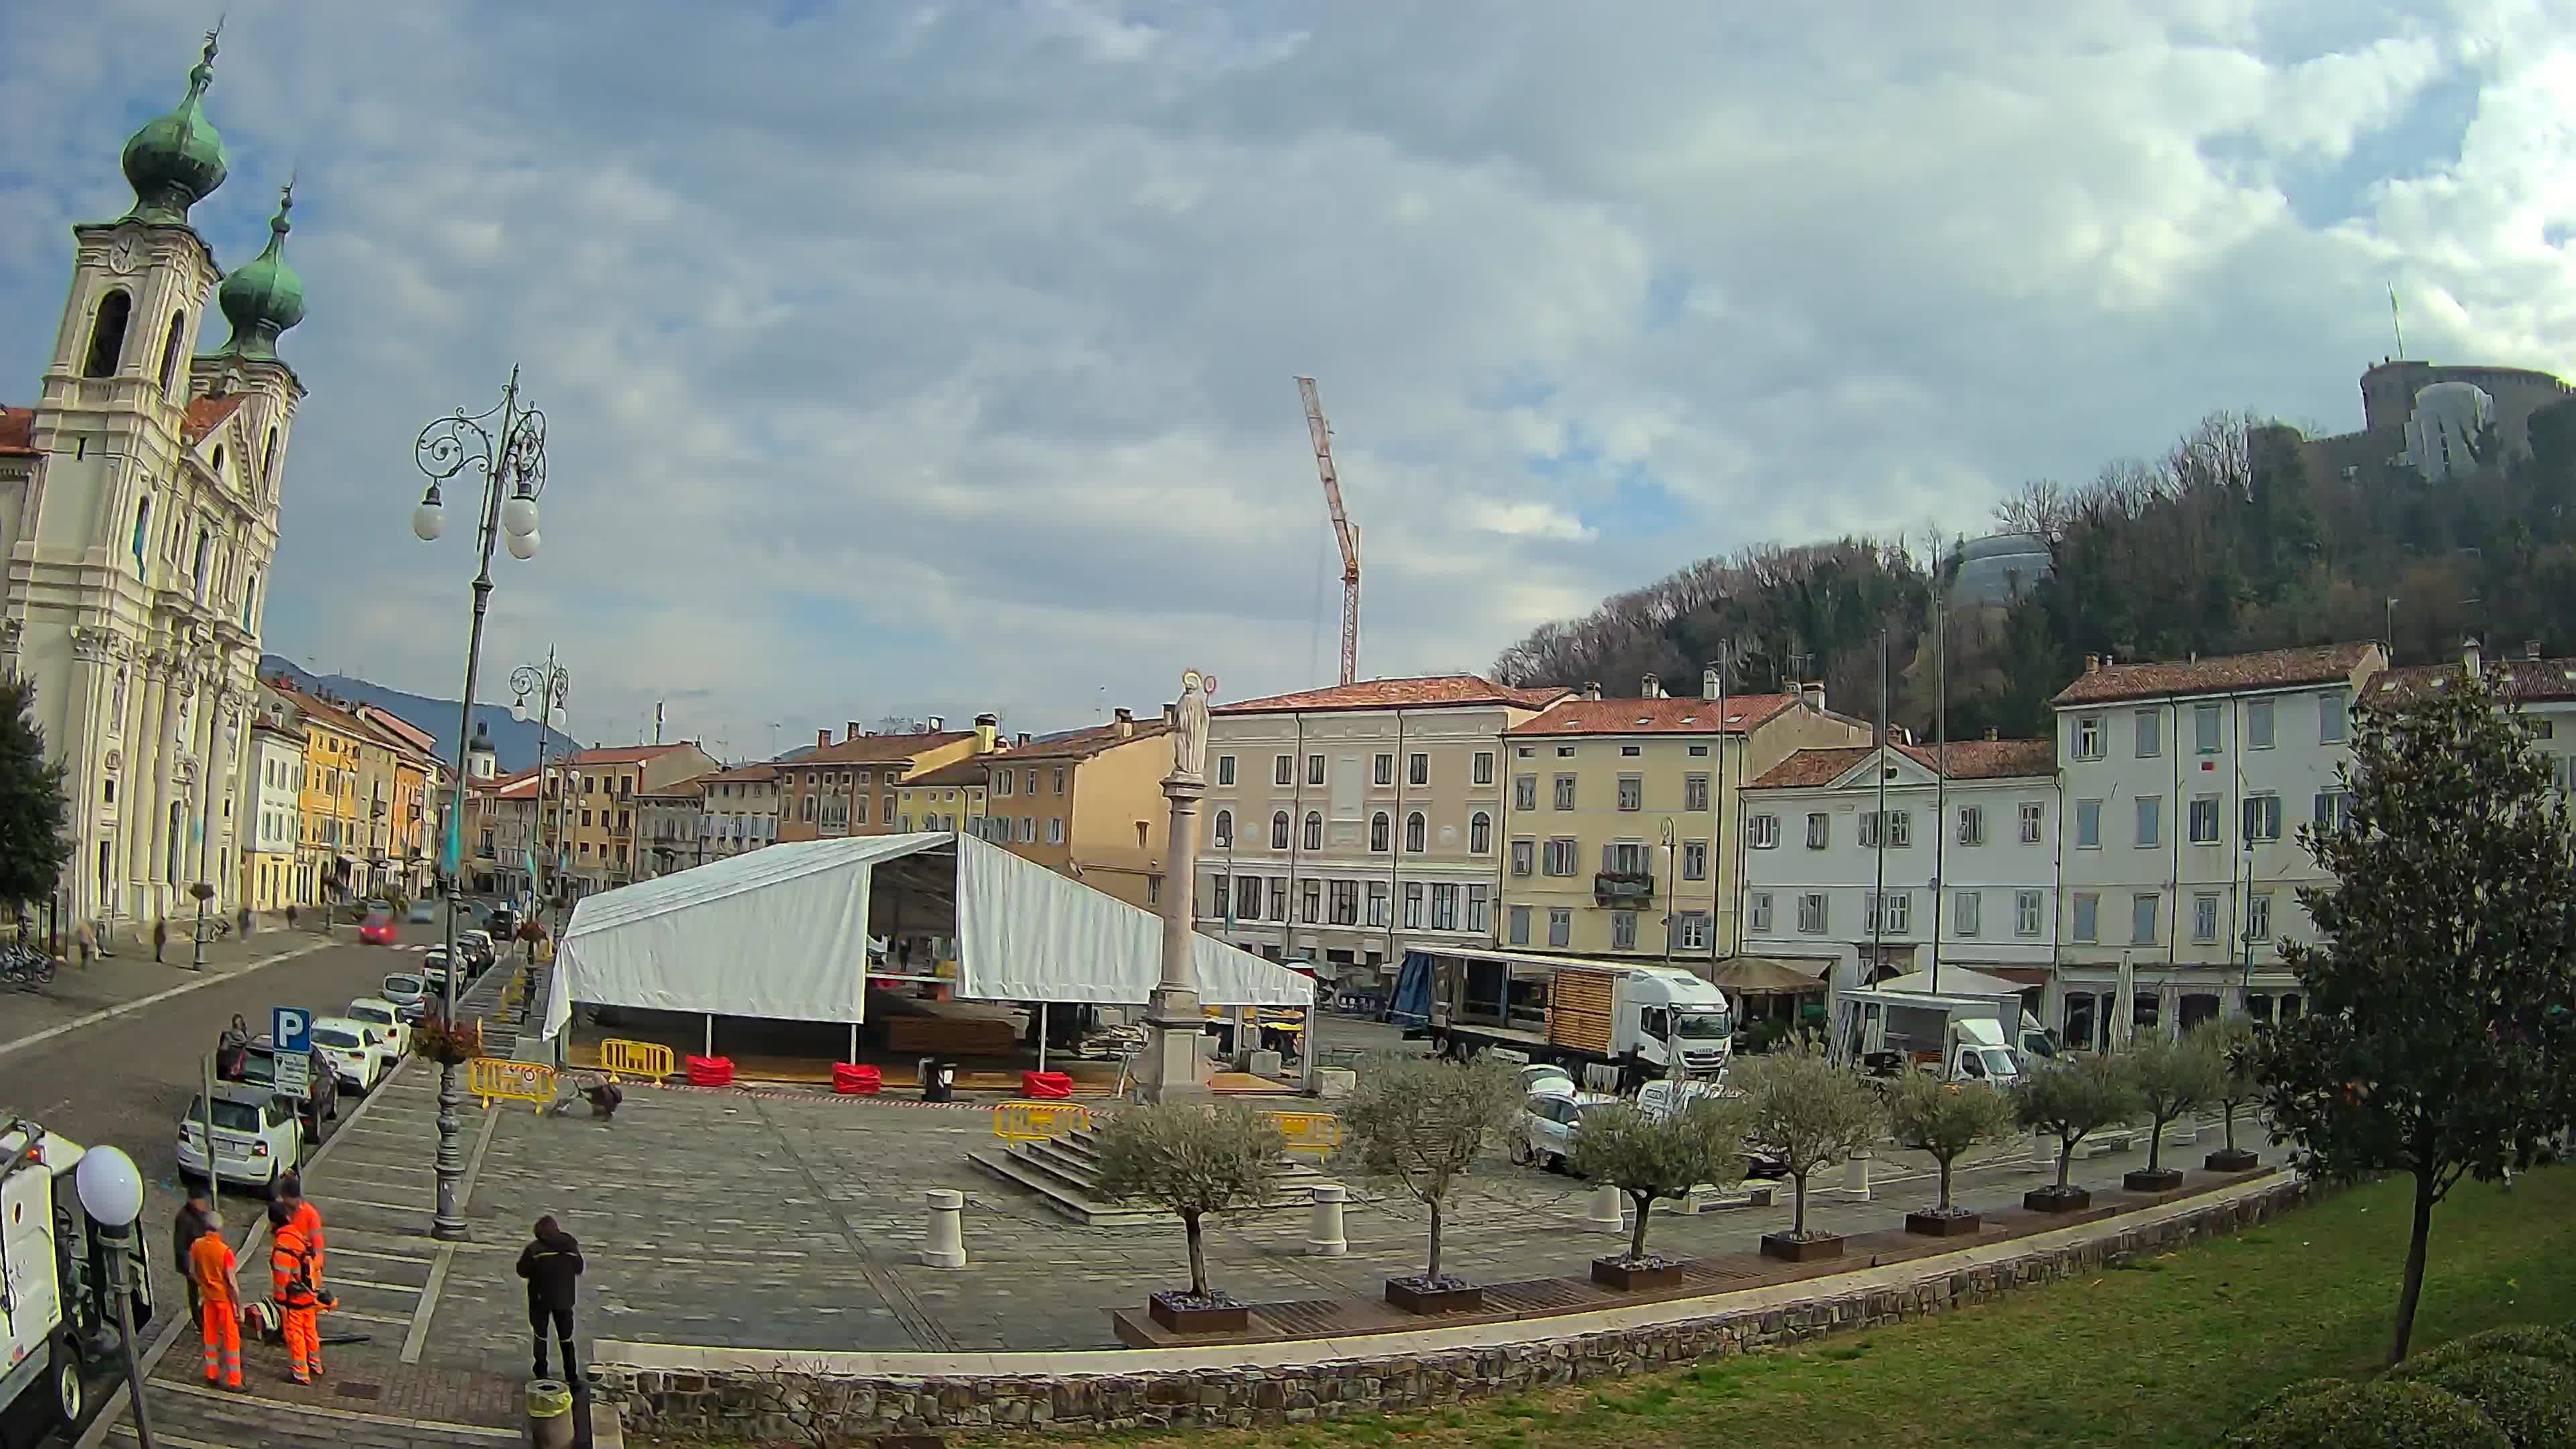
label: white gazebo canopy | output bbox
[1870,965,2031,1000]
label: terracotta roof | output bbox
[182,394,246,445]
[636,775,709,799]
[570,743,701,766]
[270,684,367,738]
[794,731,973,766]
[1751,738,2055,789]
[355,705,439,755]
[2371,656,2576,706]
[905,757,992,789]
[1215,675,1568,715]
[0,407,35,458]
[991,718,1171,763]
[700,763,778,784]
[2050,643,2381,706]
[1507,694,1798,737]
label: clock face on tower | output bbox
[107,231,142,276]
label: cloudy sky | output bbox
[5,1,2573,757]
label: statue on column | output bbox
[1171,670,1216,782]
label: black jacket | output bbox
[172,1204,210,1273]
[515,1226,583,1309]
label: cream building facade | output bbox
[241,712,301,912]
[0,38,307,931]
[696,763,782,859]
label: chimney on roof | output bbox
[2528,639,2544,661]
[1163,702,1177,729]
[1801,682,1825,713]
[2084,653,2100,674]
[1702,667,1721,700]
[1016,732,1032,747]
[847,720,862,741]
[1114,707,1134,738]
[1641,673,1662,699]
[1582,680,1602,701]
[1986,728,1998,741]
[816,728,830,750]
[2463,635,2483,678]
[974,712,999,753]
[926,715,945,733]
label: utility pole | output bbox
[1872,628,1888,981]
[1931,591,1947,993]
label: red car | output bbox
[358,910,398,946]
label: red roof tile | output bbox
[1507,694,1798,737]
[182,394,246,445]
[905,757,992,788]
[1752,738,2055,789]
[0,407,35,458]
[1215,675,1568,715]
[2371,656,2576,706]
[570,743,702,766]
[792,731,974,766]
[700,763,779,784]
[2050,643,2381,706]
[991,718,1171,763]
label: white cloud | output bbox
[2,0,2571,756]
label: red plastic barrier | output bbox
[686,1054,735,1087]
[832,1062,882,1095]
[1020,1070,1073,1099]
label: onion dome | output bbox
[213,183,305,360]
[121,30,229,226]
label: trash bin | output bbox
[526,1377,574,1449]
[920,1057,955,1103]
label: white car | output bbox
[1514,1091,1605,1173]
[345,996,413,1058]
[1521,1063,1578,1098]
[309,1016,396,1092]
[380,972,428,1021]
[176,1082,302,1191]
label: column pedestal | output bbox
[1134,987,1212,1102]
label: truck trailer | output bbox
[1,1118,156,1436]
[1391,948,1735,1085]
[1829,986,2031,1085]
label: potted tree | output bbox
[1888,1071,2017,1236]
[2121,1029,2224,1191]
[2205,1020,2264,1173]
[1342,1054,1520,1313]
[1093,1101,1285,1333]
[2011,1053,2139,1212]
[1570,1093,1756,1289]
[1737,1038,1885,1262]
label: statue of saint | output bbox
[1171,672,1212,781]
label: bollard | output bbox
[2174,1112,2200,1146]
[1306,1183,1348,1256]
[1841,1148,1873,1201]
[527,1378,575,1449]
[919,1187,968,1269]
[1587,1181,1626,1233]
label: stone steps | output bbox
[968,1124,1349,1227]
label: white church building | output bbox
[0,32,307,934]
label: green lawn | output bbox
[658,1167,2576,1449]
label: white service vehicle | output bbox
[344,996,413,1058]
[175,1082,303,1192]
[1,1118,156,1434]
[309,1016,396,1092]
[1396,949,1735,1083]
[1831,987,2029,1086]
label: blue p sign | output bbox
[273,1006,311,1055]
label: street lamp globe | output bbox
[501,491,540,539]
[74,1143,144,1227]
[411,488,447,542]
[506,529,539,561]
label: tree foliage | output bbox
[2222,1379,2510,1449]
[1094,1101,1285,1300]
[1735,1038,1884,1238]
[1886,1074,2016,1214]
[1339,1055,1521,1285]
[2123,1029,2225,1173]
[1570,1094,1757,1263]
[2207,1018,2265,1156]
[0,676,72,910]
[2012,1055,2139,1190]
[2252,669,2576,1363]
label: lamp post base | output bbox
[1132,987,1211,1102]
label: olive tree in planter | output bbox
[1737,1039,1885,1262]
[1093,1101,1286,1333]
[2121,1029,2225,1191]
[1887,1071,2017,1237]
[1569,1093,1757,1289]
[2205,1020,2265,1173]
[1341,1054,1521,1313]
[2011,1054,2139,1212]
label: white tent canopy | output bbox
[1870,966,2030,1000]
[540,832,1310,1042]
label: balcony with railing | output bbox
[1593,870,1655,906]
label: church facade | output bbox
[0,31,308,933]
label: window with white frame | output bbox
[1275,754,1294,786]
[2075,798,2101,848]
[2193,892,2220,944]
[2131,892,2159,945]
[1548,908,1571,947]
[1216,755,1236,786]
[1408,753,1429,786]
[2074,715,2103,760]
[1302,879,1322,922]
[1553,775,1576,810]
[2312,790,2350,833]
[1749,892,1773,932]
[1373,753,1394,786]
[2135,708,2161,757]
[1303,811,1324,851]
[1403,881,1424,928]
[1611,910,1638,951]
[2072,892,2099,943]
[1331,880,1358,924]
[1472,751,1494,786]
[1513,775,1537,810]
[2242,794,2283,842]
[1807,812,1829,849]
[1684,773,1709,811]
[2190,796,2221,845]
[1797,892,1827,933]
[1466,883,1489,933]
[1617,775,1642,811]
[1681,839,1707,880]
[2135,795,2161,848]
[1749,812,1778,848]
[1234,875,1260,922]
[1405,812,1426,852]
[1544,837,1577,875]
[1957,804,1984,845]
[2245,891,2273,943]
[1371,812,1390,851]
[1306,753,1325,786]
[2019,800,2044,843]
[1955,890,1980,936]
[1366,880,1388,926]
[1271,811,1290,849]
[2320,689,2348,744]
[2247,698,2275,749]
[1431,883,1458,930]
[1269,878,1288,920]
[1468,811,1491,853]
[2195,703,2221,753]
[1511,839,1534,877]
[1047,816,1064,845]
[2015,890,2043,937]
[1507,904,1531,945]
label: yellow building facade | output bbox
[284,691,365,905]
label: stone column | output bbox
[1841,1148,1874,1201]
[1136,673,1215,1103]
[1305,1183,1348,1256]
[131,657,168,919]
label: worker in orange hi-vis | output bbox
[280,1172,325,1287]
[186,1208,244,1389]
[267,1199,324,1383]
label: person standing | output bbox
[73,918,96,969]
[268,1199,323,1383]
[152,917,168,964]
[279,1174,325,1287]
[285,902,299,932]
[187,1207,244,1389]
[172,1193,213,1322]
[515,1216,583,1381]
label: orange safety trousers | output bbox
[278,1303,321,1381]
[199,1298,241,1387]
[273,1226,323,1382]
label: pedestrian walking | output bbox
[152,918,168,963]
[268,1199,324,1383]
[515,1216,584,1382]
[285,902,299,932]
[188,1206,244,1389]
[73,918,96,969]
[173,1192,213,1322]
[237,904,254,938]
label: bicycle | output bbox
[0,943,56,988]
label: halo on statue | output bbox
[1181,669,1202,693]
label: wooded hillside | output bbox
[1491,398,2576,740]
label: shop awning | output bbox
[1710,955,1831,995]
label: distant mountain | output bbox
[259,655,578,775]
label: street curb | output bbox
[0,938,333,1063]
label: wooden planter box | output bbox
[1905,1210,1983,1238]
[1146,1293,1249,1334]
[1759,1232,1843,1263]
[1384,1279,1484,1314]
[2123,1167,2186,1193]
[2204,1148,2261,1173]
[1590,1256,1688,1291]
[2024,1185,2092,1214]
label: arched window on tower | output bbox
[262,427,279,491]
[191,526,211,601]
[157,311,186,397]
[242,570,259,631]
[84,290,132,378]
[211,445,226,484]
[129,496,151,576]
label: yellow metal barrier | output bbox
[993,1100,1093,1142]
[469,1057,557,1112]
[598,1038,677,1079]
[1269,1110,1342,1157]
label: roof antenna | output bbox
[2389,283,2406,360]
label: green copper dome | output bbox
[215,184,305,360]
[120,32,229,226]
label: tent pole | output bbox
[704,1014,713,1057]
[847,1021,857,1066]
[1037,1006,1049,1073]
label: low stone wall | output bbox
[600,1176,2313,1440]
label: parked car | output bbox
[345,996,413,1058]
[486,906,518,943]
[407,899,437,924]
[221,1036,336,1144]
[1521,1063,1578,1099]
[380,972,429,1022]
[1514,1091,1603,1173]
[457,930,496,975]
[310,1015,397,1092]
[176,1082,302,1193]
[358,910,398,946]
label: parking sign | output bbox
[273,1007,311,1055]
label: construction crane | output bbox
[1296,376,1361,686]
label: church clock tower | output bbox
[0,29,311,936]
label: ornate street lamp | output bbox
[512,653,570,928]
[411,367,547,1242]
[74,1144,154,1448]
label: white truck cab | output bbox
[1,1118,155,1434]
[1833,987,2028,1086]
